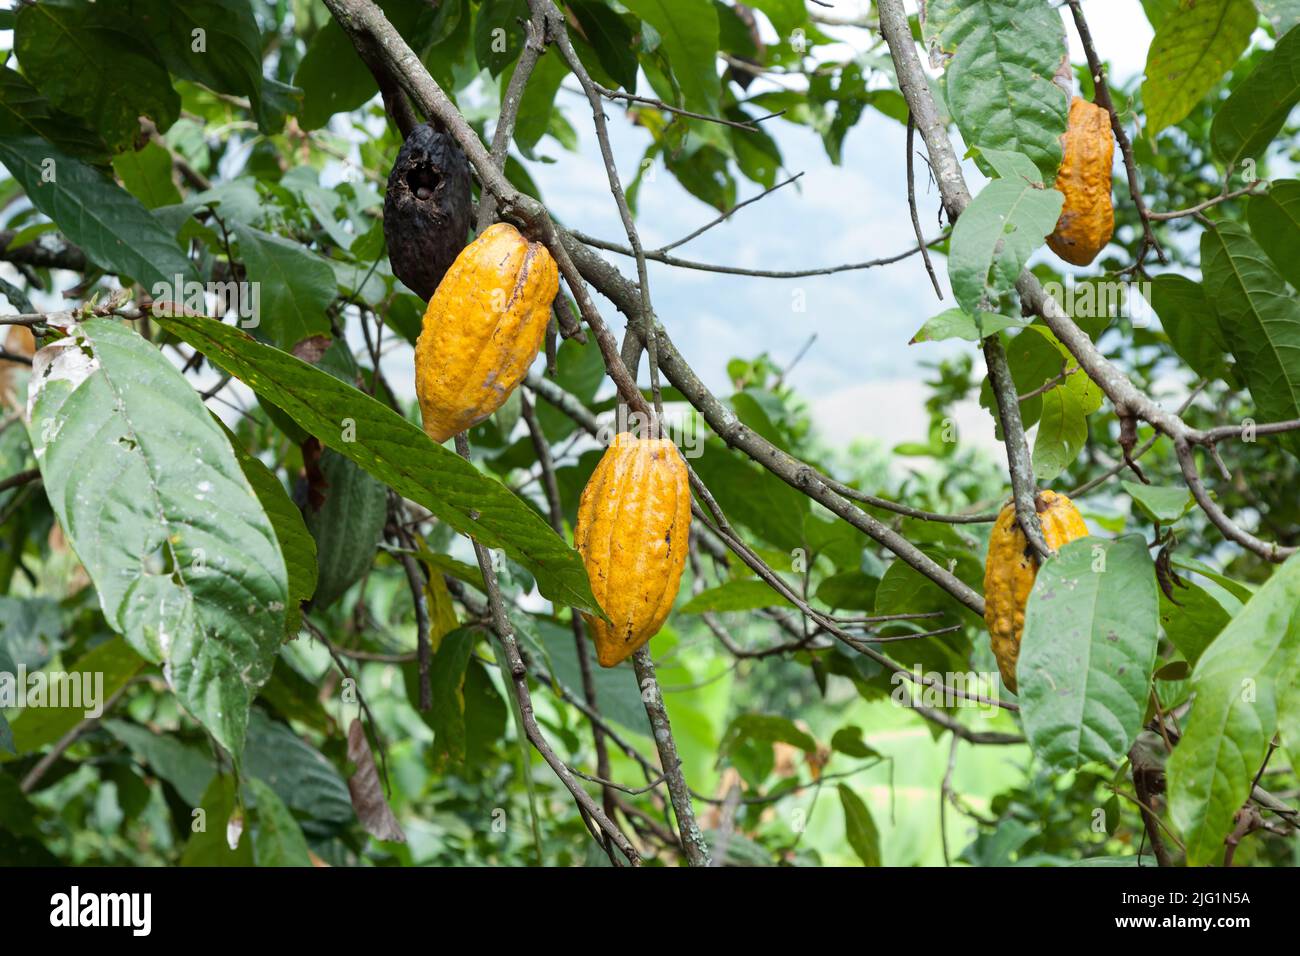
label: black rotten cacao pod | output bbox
[383,123,472,301]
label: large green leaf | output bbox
[103,719,216,805]
[1212,23,1300,163]
[1150,273,1234,383]
[623,0,721,114]
[923,0,1070,179]
[1159,578,1239,668]
[1142,0,1258,138]
[1167,552,1300,866]
[231,223,336,349]
[15,0,180,148]
[181,775,253,866]
[24,320,288,758]
[1031,384,1088,481]
[1247,179,1300,289]
[228,435,317,635]
[0,135,197,288]
[948,150,1063,319]
[248,778,312,867]
[1201,222,1300,455]
[154,314,599,613]
[294,20,375,130]
[303,449,386,610]
[0,66,109,163]
[681,579,793,613]
[838,784,881,867]
[569,0,639,91]
[129,0,274,132]
[242,709,354,825]
[1019,537,1160,769]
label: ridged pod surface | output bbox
[1047,97,1115,266]
[414,223,558,442]
[575,433,691,667]
[982,491,1088,693]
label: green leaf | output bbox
[181,775,252,866]
[154,315,599,613]
[1032,385,1087,481]
[113,142,182,209]
[1167,551,1300,866]
[475,0,530,76]
[830,725,880,759]
[948,161,1064,318]
[510,50,569,151]
[0,65,108,163]
[15,0,180,148]
[1160,579,1239,668]
[1142,0,1258,138]
[1019,536,1161,769]
[570,0,639,91]
[1247,180,1300,290]
[923,0,1070,179]
[4,638,145,759]
[690,441,809,552]
[838,784,881,866]
[243,709,355,825]
[681,578,792,613]
[25,320,288,758]
[1211,24,1300,163]
[427,628,476,769]
[816,571,879,612]
[228,437,317,635]
[103,719,215,806]
[623,0,721,114]
[0,135,197,288]
[131,0,274,132]
[720,713,817,756]
[294,20,375,130]
[0,712,13,756]
[911,308,1024,343]
[231,223,336,349]
[1150,273,1233,383]
[303,449,386,610]
[1122,480,1195,523]
[1202,222,1300,455]
[533,618,649,733]
[248,777,312,867]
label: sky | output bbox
[522,0,1157,453]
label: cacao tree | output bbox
[0,0,1297,870]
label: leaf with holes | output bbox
[23,320,288,759]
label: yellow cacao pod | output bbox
[575,432,691,667]
[414,222,558,442]
[982,491,1088,693]
[1046,97,1115,267]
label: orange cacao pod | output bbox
[1046,97,1115,266]
[414,222,558,442]
[982,491,1088,693]
[575,432,691,667]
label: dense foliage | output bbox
[0,0,1298,867]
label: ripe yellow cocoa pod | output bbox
[575,432,691,667]
[1046,97,1115,267]
[982,491,1088,693]
[414,222,558,442]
